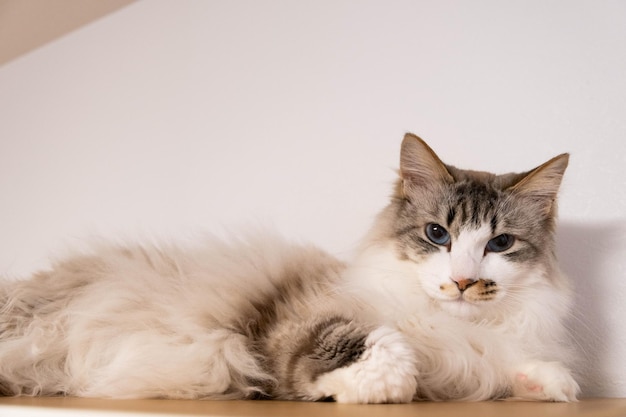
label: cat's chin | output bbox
[438,298,482,319]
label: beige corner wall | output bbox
[0,0,137,66]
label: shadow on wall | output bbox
[557,220,626,397]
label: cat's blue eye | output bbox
[486,234,515,253]
[425,223,450,246]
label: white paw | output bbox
[309,326,418,403]
[511,361,579,402]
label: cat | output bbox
[0,133,579,403]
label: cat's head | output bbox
[379,133,569,318]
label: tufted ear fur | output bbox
[507,153,569,215]
[399,133,453,198]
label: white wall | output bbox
[1,0,625,397]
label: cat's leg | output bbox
[510,360,579,402]
[276,318,418,403]
[308,325,418,403]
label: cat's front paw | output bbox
[310,326,418,403]
[511,361,579,402]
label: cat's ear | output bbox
[400,133,453,197]
[507,153,569,214]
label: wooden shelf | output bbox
[1,397,625,417]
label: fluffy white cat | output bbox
[0,134,579,402]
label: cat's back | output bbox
[3,234,345,326]
[103,233,344,296]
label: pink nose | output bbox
[452,278,477,291]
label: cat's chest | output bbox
[395,313,469,336]
[394,313,518,359]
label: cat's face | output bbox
[391,134,569,318]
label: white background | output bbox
[1,0,624,397]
